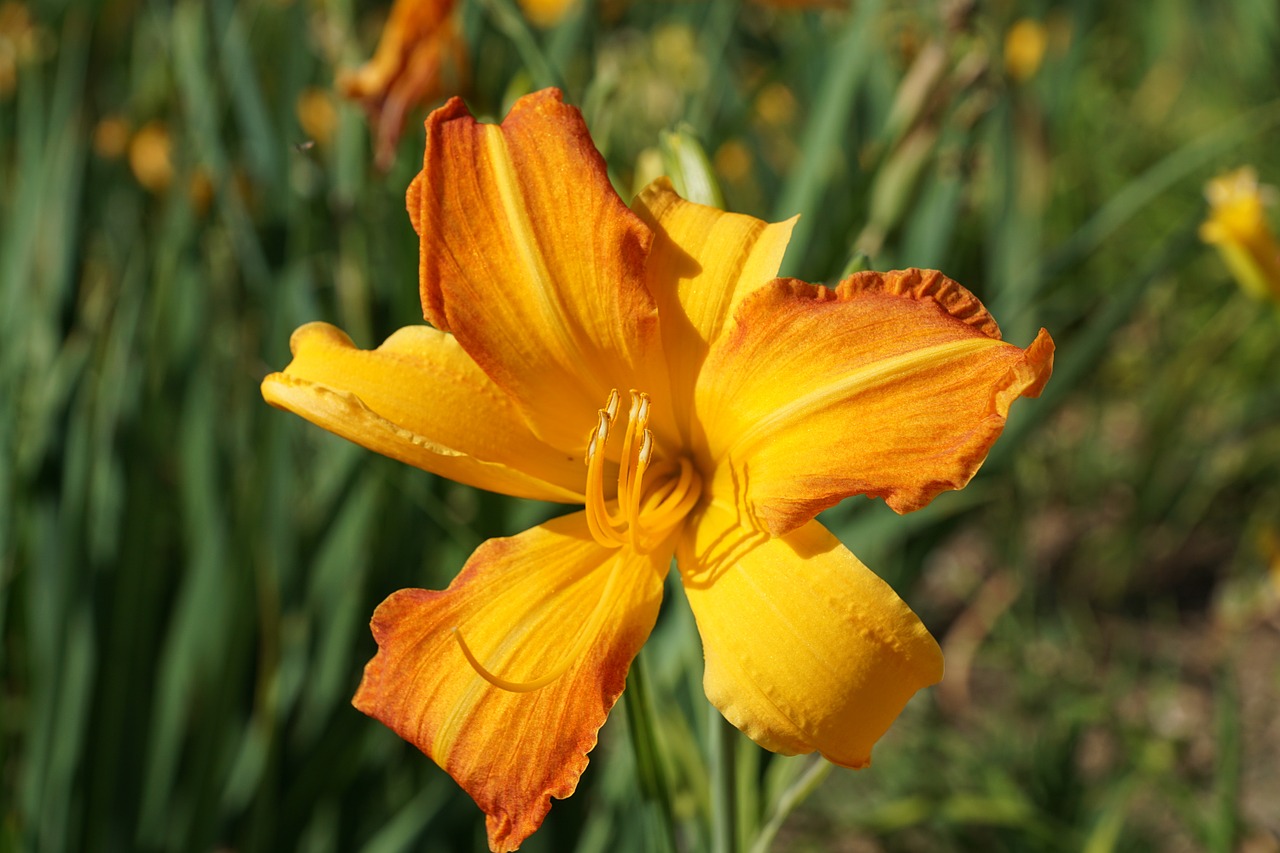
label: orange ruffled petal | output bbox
[631,178,796,451]
[678,502,943,767]
[354,511,667,852]
[697,269,1054,535]
[261,322,584,502]
[409,90,667,453]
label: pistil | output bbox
[451,389,701,694]
[584,389,700,553]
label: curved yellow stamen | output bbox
[585,410,625,547]
[452,552,625,693]
[583,389,701,553]
[625,429,653,549]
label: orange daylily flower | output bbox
[338,0,465,170]
[261,89,1054,852]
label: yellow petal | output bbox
[261,322,584,502]
[410,90,667,453]
[631,178,796,448]
[678,502,942,767]
[697,269,1054,535]
[353,512,667,852]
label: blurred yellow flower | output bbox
[1004,18,1048,82]
[1199,167,1280,302]
[517,0,578,27]
[0,1,47,97]
[713,138,753,184]
[295,87,339,148]
[129,121,174,194]
[92,116,132,160]
[750,0,848,8]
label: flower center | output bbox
[584,389,701,553]
[449,389,700,694]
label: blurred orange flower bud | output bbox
[296,87,339,149]
[516,0,578,28]
[93,115,132,160]
[129,121,174,194]
[1004,18,1048,83]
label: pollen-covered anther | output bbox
[583,389,701,553]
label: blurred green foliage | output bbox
[3,0,1279,851]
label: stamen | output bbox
[585,409,624,547]
[616,392,649,520]
[625,429,653,549]
[582,389,701,553]
[453,553,624,693]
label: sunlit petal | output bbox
[261,322,584,502]
[697,269,1054,535]
[678,502,943,767]
[631,178,796,449]
[353,512,667,852]
[410,90,669,452]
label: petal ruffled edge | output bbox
[697,269,1054,535]
[353,511,668,851]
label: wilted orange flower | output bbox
[338,0,464,170]
[1200,166,1280,302]
[262,89,1054,852]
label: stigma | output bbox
[584,389,700,553]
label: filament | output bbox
[583,389,701,553]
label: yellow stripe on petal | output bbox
[632,178,796,449]
[678,503,943,767]
[413,90,668,454]
[697,269,1054,535]
[261,322,583,502]
[353,512,668,852]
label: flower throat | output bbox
[452,389,700,693]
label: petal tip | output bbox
[1021,327,1055,398]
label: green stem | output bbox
[474,0,564,91]
[710,708,738,853]
[624,654,679,853]
[749,757,832,853]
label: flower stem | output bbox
[624,653,679,853]
[710,707,738,853]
